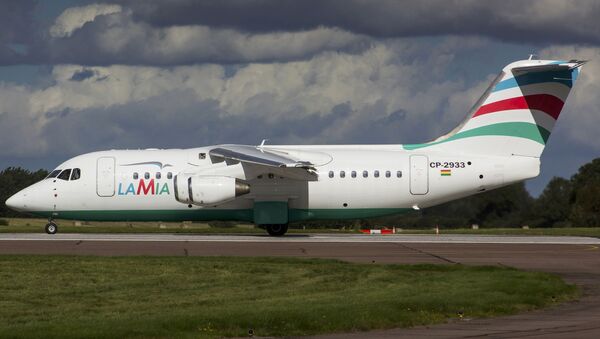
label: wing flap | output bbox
[209,145,318,180]
[210,145,314,169]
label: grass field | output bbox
[0,256,577,338]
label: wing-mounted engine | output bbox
[174,175,250,206]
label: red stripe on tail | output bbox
[474,94,564,120]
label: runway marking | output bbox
[1,233,600,245]
[394,243,458,264]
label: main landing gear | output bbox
[264,224,288,236]
[45,219,58,235]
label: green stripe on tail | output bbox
[404,122,550,151]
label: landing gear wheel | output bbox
[45,222,57,235]
[266,224,288,236]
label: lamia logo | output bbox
[118,179,170,196]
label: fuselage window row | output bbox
[327,170,402,179]
[132,172,172,180]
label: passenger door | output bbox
[409,155,429,195]
[97,157,116,197]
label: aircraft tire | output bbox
[265,224,288,236]
[45,222,58,235]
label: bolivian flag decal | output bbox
[440,169,451,176]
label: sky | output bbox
[0,0,599,196]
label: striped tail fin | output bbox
[405,59,585,157]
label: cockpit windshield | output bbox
[71,168,81,180]
[57,169,72,181]
[47,168,81,181]
[47,170,61,178]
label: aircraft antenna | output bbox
[258,139,268,152]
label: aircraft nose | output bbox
[5,191,25,211]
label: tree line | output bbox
[1,158,599,227]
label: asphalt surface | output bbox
[1,233,599,338]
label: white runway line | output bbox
[1,233,600,244]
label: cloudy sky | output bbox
[1,0,599,195]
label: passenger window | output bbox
[329,171,334,178]
[58,169,71,181]
[397,171,403,178]
[144,172,150,179]
[70,168,81,181]
[340,171,345,178]
[133,172,138,180]
[374,170,380,178]
[47,170,61,178]
[167,172,173,179]
[351,171,357,178]
[156,172,161,179]
[363,170,368,178]
[385,170,391,178]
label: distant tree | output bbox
[469,182,534,227]
[530,177,573,227]
[375,182,533,229]
[570,158,600,227]
[0,167,49,217]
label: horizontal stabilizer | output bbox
[512,60,586,74]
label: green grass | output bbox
[0,256,577,338]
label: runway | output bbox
[1,233,599,338]
[2,232,600,244]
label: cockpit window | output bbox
[47,170,61,178]
[57,169,72,181]
[70,168,81,181]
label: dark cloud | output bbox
[32,10,370,66]
[0,0,38,44]
[120,0,600,45]
[69,68,96,81]
[2,0,600,66]
[0,0,38,64]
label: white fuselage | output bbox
[6,144,540,224]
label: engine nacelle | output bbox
[174,175,250,206]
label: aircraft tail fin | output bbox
[404,59,585,157]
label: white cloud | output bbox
[50,3,122,38]
[539,45,600,151]
[2,38,534,158]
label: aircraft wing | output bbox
[209,145,318,180]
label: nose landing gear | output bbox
[45,219,58,235]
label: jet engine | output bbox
[174,175,250,206]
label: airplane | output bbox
[5,58,585,236]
